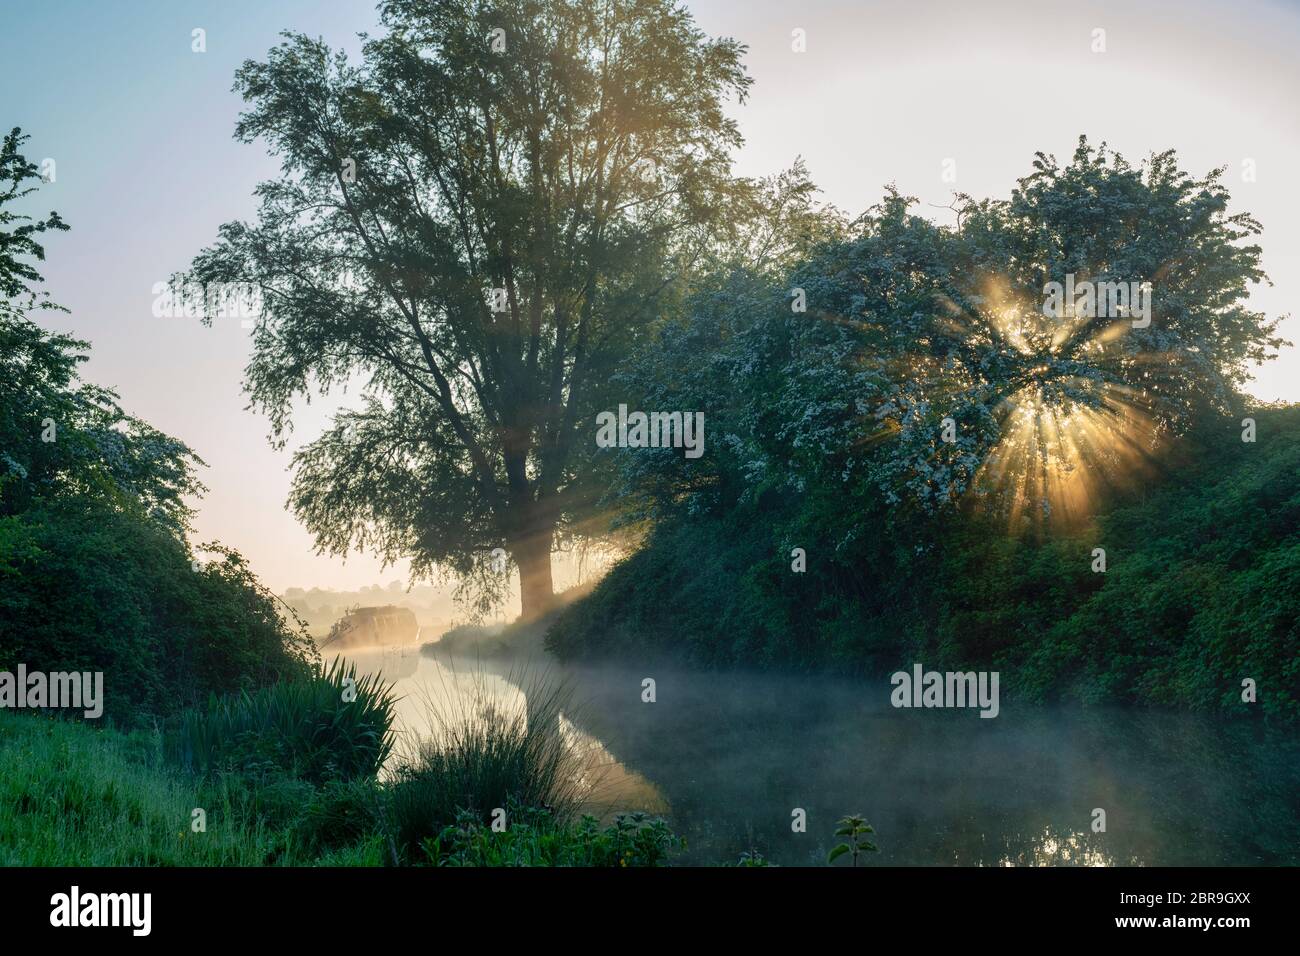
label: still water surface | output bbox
[342,644,1300,866]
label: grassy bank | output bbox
[0,708,378,866]
[0,669,683,867]
[546,406,1300,720]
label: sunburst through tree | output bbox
[821,138,1287,528]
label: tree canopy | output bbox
[189,0,753,617]
[0,128,203,532]
[613,137,1286,529]
[0,127,67,316]
[548,143,1297,718]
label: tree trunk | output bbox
[512,528,555,622]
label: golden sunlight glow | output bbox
[974,380,1160,527]
[965,285,1165,527]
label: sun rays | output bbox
[973,379,1160,527]
[935,277,1166,527]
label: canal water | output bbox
[340,643,1300,866]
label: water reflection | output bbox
[337,647,1300,866]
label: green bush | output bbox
[549,407,1300,719]
[0,499,318,724]
[288,778,385,854]
[1,285,316,725]
[170,658,397,784]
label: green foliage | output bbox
[547,513,799,666]
[286,777,385,854]
[0,127,68,314]
[605,139,1284,526]
[553,139,1296,720]
[186,0,757,616]
[420,804,682,867]
[551,406,1300,718]
[2,129,199,530]
[0,128,314,724]
[170,659,397,784]
[827,814,878,866]
[0,710,729,867]
[0,710,389,866]
[387,673,581,859]
[0,710,282,865]
[0,312,205,532]
[1,175,202,530]
[0,499,317,723]
[999,410,1300,719]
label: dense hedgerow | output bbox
[550,139,1295,718]
[548,407,1300,719]
[0,497,318,725]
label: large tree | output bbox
[614,138,1285,529]
[190,0,751,618]
[848,138,1285,523]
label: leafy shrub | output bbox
[1,265,316,724]
[288,778,384,853]
[419,805,682,867]
[0,499,318,724]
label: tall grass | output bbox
[0,710,387,865]
[387,668,591,859]
[0,711,265,864]
[171,658,397,784]
[0,707,677,867]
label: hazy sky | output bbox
[3,0,1298,591]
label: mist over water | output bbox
[340,646,1300,866]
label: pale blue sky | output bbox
[3,0,1298,590]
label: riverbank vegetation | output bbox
[1,131,317,724]
[169,659,396,783]
[0,677,687,867]
[545,140,1299,721]
[547,405,1300,719]
[2,122,694,867]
